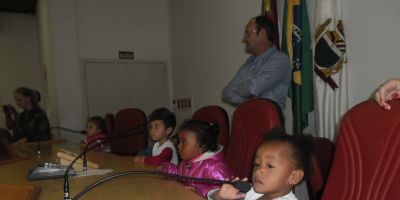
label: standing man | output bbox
[222,16,291,111]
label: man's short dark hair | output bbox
[252,16,275,42]
[149,108,176,131]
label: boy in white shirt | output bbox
[133,108,178,165]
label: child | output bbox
[209,130,313,200]
[81,116,108,152]
[161,119,233,197]
[133,108,178,166]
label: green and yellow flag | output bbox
[282,0,313,135]
[261,0,280,49]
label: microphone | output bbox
[50,126,86,171]
[35,134,41,155]
[51,126,87,169]
[63,121,149,200]
[71,170,252,200]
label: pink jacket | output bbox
[162,146,233,197]
[83,133,107,151]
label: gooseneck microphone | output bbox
[81,134,107,171]
[51,126,88,171]
[71,170,252,200]
[63,121,149,200]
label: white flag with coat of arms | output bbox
[313,0,349,141]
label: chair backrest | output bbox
[225,98,283,178]
[110,108,148,155]
[0,128,11,145]
[321,99,400,200]
[308,137,335,200]
[104,113,114,136]
[192,105,230,151]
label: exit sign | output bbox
[119,51,134,59]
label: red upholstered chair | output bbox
[103,113,114,136]
[321,99,400,200]
[110,108,148,155]
[308,137,335,200]
[192,106,230,151]
[225,98,283,179]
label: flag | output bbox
[281,0,313,135]
[261,0,280,49]
[313,0,349,141]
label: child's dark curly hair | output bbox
[149,108,176,132]
[87,116,105,132]
[179,119,220,152]
[262,129,314,181]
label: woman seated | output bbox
[3,87,51,143]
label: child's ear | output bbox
[166,127,173,135]
[197,144,206,153]
[288,169,304,185]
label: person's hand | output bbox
[133,156,145,163]
[375,78,400,110]
[3,104,17,116]
[185,186,196,192]
[4,105,17,130]
[156,165,163,171]
[212,177,247,200]
[79,143,86,150]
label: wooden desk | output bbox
[0,141,204,200]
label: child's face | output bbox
[177,130,203,160]
[86,122,102,137]
[252,142,304,198]
[148,120,171,142]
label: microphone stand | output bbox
[82,134,105,171]
[32,130,41,156]
[51,126,88,171]
[71,170,252,200]
[63,121,148,200]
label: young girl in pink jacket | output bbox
[162,119,233,197]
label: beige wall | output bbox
[46,0,172,143]
[343,0,400,106]
[0,12,44,127]
[170,0,261,126]
[47,0,84,143]
[37,0,59,137]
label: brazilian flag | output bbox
[261,0,280,49]
[281,0,313,135]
